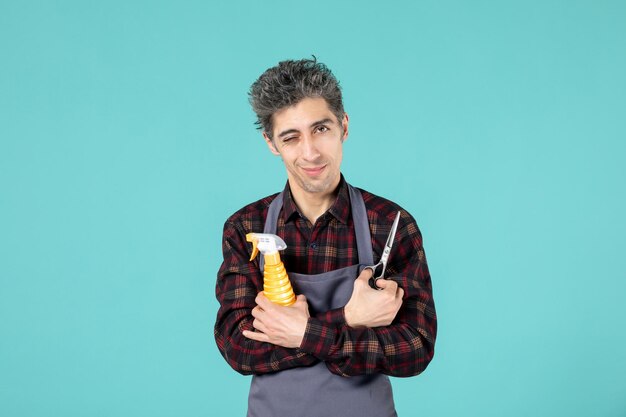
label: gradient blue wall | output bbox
[1,1,625,416]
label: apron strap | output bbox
[263,192,283,235]
[348,184,374,266]
[260,183,373,271]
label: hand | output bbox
[242,292,310,348]
[344,268,404,328]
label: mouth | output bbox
[300,165,327,177]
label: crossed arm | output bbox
[214,216,437,377]
[243,268,404,347]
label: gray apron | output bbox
[247,184,397,417]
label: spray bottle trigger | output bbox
[245,233,259,261]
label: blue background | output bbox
[1,1,625,416]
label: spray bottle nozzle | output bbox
[245,233,287,261]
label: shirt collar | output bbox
[281,175,350,225]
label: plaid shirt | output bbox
[214,176,436,377]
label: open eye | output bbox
[314,125,329,133]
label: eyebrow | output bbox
[277,118,335,139]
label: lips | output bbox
[300,165,326,176]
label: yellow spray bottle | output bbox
[246,233,296,306]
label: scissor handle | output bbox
[364,264,385,290]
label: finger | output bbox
[357,268,373,282]
[255,292,273,310]
[396,286,405,299]
[243,329,270,342]
[375,278,398,292]
[251,306,263,319]
[252,318,267,333]
[294,294,307,305]
[294,294,310,315]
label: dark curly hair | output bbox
[248,57,344,140]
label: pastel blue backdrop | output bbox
[1,1,625,416]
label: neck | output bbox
[289,181,340,224]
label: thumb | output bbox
[294,294,310,314]
[358,267,374,282]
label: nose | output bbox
[301,135,320,161]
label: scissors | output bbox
[365,211,401,290]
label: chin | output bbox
[300,178,334,194]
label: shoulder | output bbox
[357,187,406,220]
[356,186,423,236]
[224,192,279,235]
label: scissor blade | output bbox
[379,211,401,266]
[385,211,401,249]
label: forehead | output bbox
[271,97,338,131]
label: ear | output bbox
[341,113,349,142]
[263,132,281,156]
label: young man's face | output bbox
[264,97,349,197]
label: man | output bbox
[215,58,436,417]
